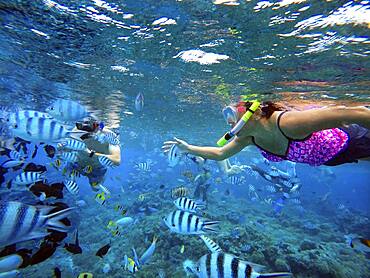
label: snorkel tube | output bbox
[216,101,260,147]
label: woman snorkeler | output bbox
[163,101,370,167]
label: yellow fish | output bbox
[84,165,93,174]
[78,273,93,278]
[171,186,189,199]
[95,191,108,205]
[71,169,80,178]
[138,193,148,201]
[107,220,116,229]
[124,256,139,273]
[114,205,127,216]
[111,229,123,237]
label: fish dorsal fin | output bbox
[238,258,266,272]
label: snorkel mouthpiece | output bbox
[217,100,260,147]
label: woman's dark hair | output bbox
[238,101,285,119]
[260,101,285,118]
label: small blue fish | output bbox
[134,93,144,112]
[139,236,158,265]
[1,160,24,168]
[0,254,23,273]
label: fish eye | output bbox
[14,124,18,128]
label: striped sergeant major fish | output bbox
[9,150,25,161]
[9,117,86,143]
[163,210,219,235]
[57,138,87,151]
[98,156,116,168]
[174,197,205,213]
[0,201,75,247]
[95,131,120,145]
[171,186,189,199]
[228,176,245,185]
[199,235,222,253]
[135,162,151,172]
[58,152,78,163]
[185,252,292,278]
[13,172,44,186]
[46,99,91,122]
[3,110,52,124]
[64,180,79,195]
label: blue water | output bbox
[0,0,369,277]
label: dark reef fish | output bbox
[95,243,111,258]
[29,182,64,199]
[64,230,82,255]
[53,267,62,278]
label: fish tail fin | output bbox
[257,273,293,278]
[123,255,128,270]
[153,235,158,243]
[45,206,76,232]
[202,221,220,232]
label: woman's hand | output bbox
[162,137,190,154]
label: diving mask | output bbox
[217,100,261,147]
[222,106,238,125]
[76,120,104,133]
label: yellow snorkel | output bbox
[217,101,260,147]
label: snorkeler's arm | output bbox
[94,145,121,165]
[186,136,251,161]
[282,106,370,137]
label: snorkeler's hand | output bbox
[162,137,190,154]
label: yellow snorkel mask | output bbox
[217,100,261,146]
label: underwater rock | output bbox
[299,240,317,251]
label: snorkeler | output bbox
[59,118,121,191]
[163,101,370,167]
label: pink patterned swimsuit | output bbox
[254,112,349,166]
